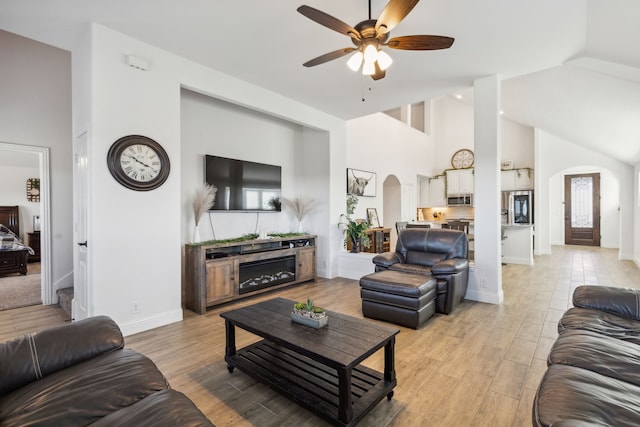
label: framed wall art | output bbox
[346,168,376,197]
[501,160,514,170]
[26,178,40,202]
[366,208,380,228]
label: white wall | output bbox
[179,90,334,279]
[536,129,633,258]
[432,96,475,174]
[432,95,535,174]
[502,118,535,169]
[346,113,434,225]
[72,24,344,335]
[0,29,73,296]
[0,164,40,240]
[181,89,300,240]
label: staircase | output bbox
[57,287,73,318]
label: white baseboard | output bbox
[464,287,504,304]
[501,256,534,265]
[120,309,183,337]
[465,266,504,304]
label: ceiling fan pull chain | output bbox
[361,75,373,102]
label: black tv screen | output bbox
[204,155,282,211]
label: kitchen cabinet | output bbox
[501,225,534,265]
[446,169,474,196]
[419,176,430,207]
[501,169,534,191]
[429,175,447,207]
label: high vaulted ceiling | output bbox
[1,0,639,164]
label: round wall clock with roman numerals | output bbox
[451,148,474,169]
[107,135,170,191]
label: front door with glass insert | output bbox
[564,173,600,246]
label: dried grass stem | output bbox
[193,184,217,226]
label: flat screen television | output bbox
[204,155,282,211]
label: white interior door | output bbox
[73,131,90,320]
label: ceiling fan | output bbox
[297,0,454,80]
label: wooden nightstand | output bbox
[27,231,41,262]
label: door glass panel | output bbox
[571,176,593,228]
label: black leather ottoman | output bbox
[359,270,437,329]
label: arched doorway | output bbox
[382,175,402,248]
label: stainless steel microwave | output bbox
[447,194,473,206]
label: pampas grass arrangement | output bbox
[283,196,316,231]
[193,184,217,226]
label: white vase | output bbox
[192,225,201,243]
[297,221,303,232]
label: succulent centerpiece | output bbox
[291,298,328,328]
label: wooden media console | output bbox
[184,235,316,314]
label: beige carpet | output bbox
[0,273,41,310]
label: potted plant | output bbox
[291,298,328,328]
[338,194,370,252]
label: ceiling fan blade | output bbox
[297,5,361,40]
[376,0,420,35]
[303,47,357,67]
[386,35,454,50]
[371,62,386,81]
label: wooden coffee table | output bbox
[220,297,400,426]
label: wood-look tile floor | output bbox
[2,246,639,426]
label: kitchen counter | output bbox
[501,224,534,265]
[410,219,475,227]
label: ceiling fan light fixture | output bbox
[347,51,363,71]
[297,2,454,81]
[377,50,393,71]
[363,44,378,64]
[362,61,376,76]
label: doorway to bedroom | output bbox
[0,145,49,310]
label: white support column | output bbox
[466,75,503,304]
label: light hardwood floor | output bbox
[2,246,639,426]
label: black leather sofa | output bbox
[370,228,470,315]
[0,315,214,426]
[534,285,640,426]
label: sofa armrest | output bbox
[0,315,124,396]
[549,420,610,427]
[372,252,404,269]
[572,285,640,320]
[430,258,469,275]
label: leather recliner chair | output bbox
[372,228,469,314]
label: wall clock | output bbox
[451,149,474,169]
[107,135,170,191]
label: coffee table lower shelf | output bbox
[226,340,395,426]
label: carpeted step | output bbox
[57,287,73,317]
